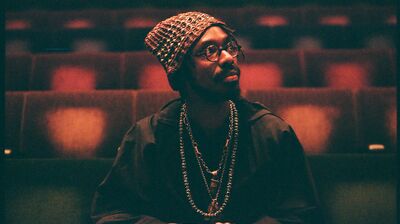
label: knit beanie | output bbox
[144,11,234,75]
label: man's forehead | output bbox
[195,26,230,46]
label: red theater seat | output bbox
[303,7,362,27]
[6,39,32,54]
[6,11,48,31]
[6,54,32,91]
[243,8,304,49]
[198,8,247,29]
[245,88,355,153]
[46,10,115,30]
[362,7,396,26]
[304,50,395,88]
[123,50,304,90]
[136,90,180,121]
[123,52,171,90]
[32,53,122,91]
[355,88,396,152]
[116,8,178,29]
[42,10,122,52]
[239,50,304,88]
[242,7,302,28]
[20,91,136,158]
[5,92,26,157]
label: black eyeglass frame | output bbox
[193,40,243,62]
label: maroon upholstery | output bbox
[20,91,136,158]
[116,8,178,29]
[32,53,122,91]
[355,88,396,152]
[239,50,304,88]
[362,7,396,26]
[245,88,356,153]
[242,7,302,27]
[304,50,395,88]
[303,7,362,26]
[123,52,170,90]
[45,10,116,30]
[6,54,32,91]
[5,11,48,30]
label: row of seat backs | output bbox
[6,25,395,54]
[6,7,396,53]
[6,7,395,31]
[4,154,396,224]
[6,50,396,91]
[5,88,396,158]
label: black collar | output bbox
[156,97,273,127]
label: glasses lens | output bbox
[226,41,239,57]
[206,45,219,61]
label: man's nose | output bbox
[218,49,235,67]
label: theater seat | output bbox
[242,8,303,49]
[20,91,136,158]
[6,38,32,54]
[32,53,122,91]
[136,90,180,121]
[6,11,48,31]
[45,10,115,30]
[304,7,358,27]
[44,10,122,52]
[6,54,32,91]
[304,50,395,88]
[355,88,396,152]
[245,88,355,153]
[239,50,304,88]
[362,7,396,26]
[49,29,124,53]
[116,8,178,29]
[123,52,171,90]
[5,92,26,157]
[244,7,301,28]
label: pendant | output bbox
[207,199,219,213]
[209,178,219,195]
[209,171,219,196]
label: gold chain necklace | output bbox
[178,100,239,219]
[183,103,231,202]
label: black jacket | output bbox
[91,97,323,224]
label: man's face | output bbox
[183,26,241,102]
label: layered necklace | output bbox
[178,100,239,220]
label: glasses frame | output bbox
[194,40,243,62]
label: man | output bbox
[91,12,323,224]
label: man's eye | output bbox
[227,42,237,50]
[205,45,218,55]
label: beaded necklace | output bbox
[178,100,239,219]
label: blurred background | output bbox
[4,0,397,223]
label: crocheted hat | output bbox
[144,11,234,75]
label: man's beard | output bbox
[187,67,241,103]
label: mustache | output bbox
[214,65,241,82]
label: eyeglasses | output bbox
[194,40,242,62]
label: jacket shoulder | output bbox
[239,98,290,131]
[124,98,181,143]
